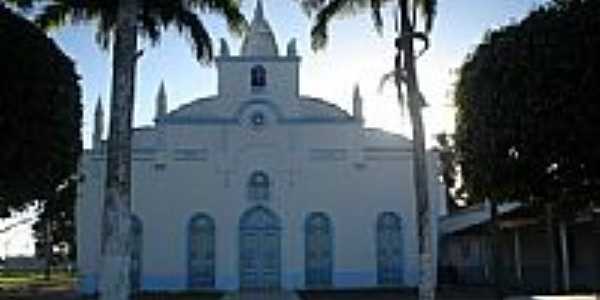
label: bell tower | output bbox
[216,0,300,101]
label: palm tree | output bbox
[8,1,245,299]
[301,0,437,299]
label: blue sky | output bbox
[49,0,546,148]
[1,0,547,258]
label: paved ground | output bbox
[1,286,597,300]
[221,290,301,300]
[506,296,598,300]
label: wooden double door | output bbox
[239,206,281,289]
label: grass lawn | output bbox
[0,271,223,300]
[0,270,75,289]
[0,271,76,299]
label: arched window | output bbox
[305,212,333,287]
[188,213,215,288]
[251,65,266,90]
[377,212,404,286]
[130,215,143,292]
[248,171,269,202]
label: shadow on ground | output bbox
[0,285,598,300]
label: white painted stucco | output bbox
[76,0,445,293]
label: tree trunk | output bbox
[99,0,138,299]
[397,1,435,299]
[44,198,53,281]
[545,203,558,293]
[559,220,570,292]
[513,228,523,285]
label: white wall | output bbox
[77,48,444,293]
[217,57,300,101]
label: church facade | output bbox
[77,1,445,293]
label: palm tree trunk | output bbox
[99,0,138,299]
[409,95,435,300]
[558,220,570,292]
[398,1,435,299]
[44,197,53,281]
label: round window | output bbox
[250,111,266,127]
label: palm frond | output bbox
[11,0,244,62]
[309,0,400,50]
[35,3,70,30]
[140,0,246,60]
[138,9,161,46]
[370,0,384,34]
[190,0,247,36]
[2,0,35,10]
[93,2,117,50]
[311,0,373,49]
[414,0,437,32]
[94,17,113,49]
[311,0,347,50]
[379,68,407,113]
[404,31,430,57]
[29,0,115,46]
[297,0,322,17]
[379,70,395,92]
[174,7,213,64]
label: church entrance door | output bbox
[239,206,281,289]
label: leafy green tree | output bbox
[0,1,81,246]
[434,133,459,212]
[0,3,81,280]
[300,0,437,299]
[0,3,82,216]
[7,1,245,299]
[454,0,600,292]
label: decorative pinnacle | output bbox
[353,84,363,120]
[156,81,167,119]
[254,0,264,21]
[353,84,362,101]
[95,95,103,116]
[94,95,104,148]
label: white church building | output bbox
[77,0,446,293]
